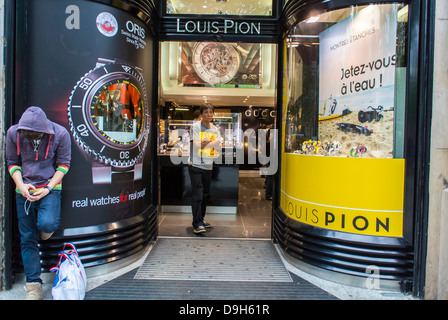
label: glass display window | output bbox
[284,4,408,159]
[212,112,243,148]
[158,112,242,156]
[158,119,192,156]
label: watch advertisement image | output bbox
[317,5,398,159]
[179,42,262,88]
[17,0,153,228]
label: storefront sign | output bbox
[176,18,261,35]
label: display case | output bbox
[158,112,242,156]
[212,112,243,149]
[158,112,242,214]
[158,119,191,156]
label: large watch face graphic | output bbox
[68,62,150,169]
[192,42,240,85]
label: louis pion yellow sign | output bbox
[280,154,405,237]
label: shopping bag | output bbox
[50,242,87,300]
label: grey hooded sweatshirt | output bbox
[6,106,71,191]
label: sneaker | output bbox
[26,282,43,300]
[193,225,207,234]
[40,231,53,240]
[202,220,212,228]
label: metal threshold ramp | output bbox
[134,237,293,283]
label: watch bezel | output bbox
[68,62,150,168]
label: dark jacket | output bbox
[6,106,71,189]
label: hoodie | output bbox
[6,106,71,191]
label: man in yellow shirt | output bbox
[188,103,221,233]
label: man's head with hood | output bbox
[17,106,55,141]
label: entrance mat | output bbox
[85,238,338,300]
[85,269,337,300]
[134,238,292,282]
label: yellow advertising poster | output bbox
[280,154,405,237]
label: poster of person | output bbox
[317,5,399,158]
[179,42,262,88]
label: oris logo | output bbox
[126,21,145,39]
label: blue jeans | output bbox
[16,191,61,283]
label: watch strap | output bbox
[91,162,143,184]
[45,186,53,193]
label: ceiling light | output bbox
[306,16,320,23]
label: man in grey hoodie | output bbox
[6,106,71,299]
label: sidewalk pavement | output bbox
[0,243,416,300]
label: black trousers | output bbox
[188,166,212,228]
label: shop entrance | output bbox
[158,170,273,238]
[156,41,278,239]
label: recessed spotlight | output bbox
[306,16,320,23]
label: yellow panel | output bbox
[280,153,405,237]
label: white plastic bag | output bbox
[50,243,87,300]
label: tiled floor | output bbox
[158,171,272,239]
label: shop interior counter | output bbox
[159,154,239,214]
[158,113,242,214]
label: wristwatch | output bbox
[67,58,150,184]
[192,42,240,85]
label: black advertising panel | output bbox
[18,0,153,228]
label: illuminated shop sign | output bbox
[176,18,261,35]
